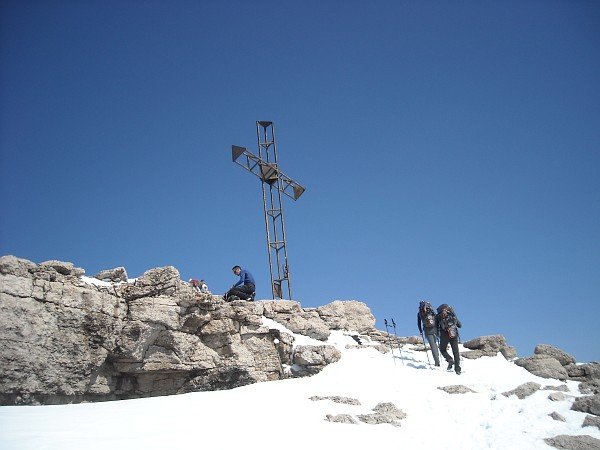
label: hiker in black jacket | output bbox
[417,301,441,367]
[436,304,462,374]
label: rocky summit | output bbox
[0,255,376,405]
[1,255,599,412]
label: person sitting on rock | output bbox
[189,278,210,294]
[224,265,255,301]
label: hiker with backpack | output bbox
[436,304,462,374]
[224,265,255,301]
[417,300,441,367]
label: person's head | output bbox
[232,265,241,275]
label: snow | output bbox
[1,323,598,450]
[80,276,136,287]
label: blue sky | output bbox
[1,1,598,362]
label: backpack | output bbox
[419,301,436,328]
[437,304,458,339]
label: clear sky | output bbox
[1,1,598,362]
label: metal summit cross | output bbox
[232,121,305,300]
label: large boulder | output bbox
[39,260,85,277]
[514,355,568,381]
[571,394,600,416]
[264,300,331,340]
[534,344,576,367]
[292,345,341,376]
[583,415,600,430]
[577,363,600,395]
[119,266,182,300]
[317,300,375,333]
[462,335,516,360]
[94,267,128,283]
[0,255,37,277]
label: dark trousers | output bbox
[439,331,460,370]
[226,283,255,301]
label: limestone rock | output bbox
[582,415,600,430]
[462,335,515,361]
[461,350,487,360]
[543,384,570,392]
[316,300,376,333]
[292,345,341,376]
[357,402,406,427]
[502,382,541,399]
[548,392,567,402]
[264,301,330,341]
[463,334,507,353]
[0,257,354,405]
[310,395,361,405]
[514,355,569,380]
[286,311,331,341]
[0,255,37,277]
[325,414,357,424]
[293,345,341,366]
[548,411,566,422]
[438,385,477,394]
[0,271,126,405]
[571,394,600,416]
[500,346,517,360]
[534,344,576,367]
[94,267,128,283]
[40,260,85,277]
[578,363,600,395]
[544,434,600,450]
[567,364,587,379]
[120,266,181,301]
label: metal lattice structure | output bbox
[232,121,305,300]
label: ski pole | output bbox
[390,319,404,366]
[383,319,396,365]
[420,330,432,368]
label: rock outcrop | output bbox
[514,344,599,392]
[571,394,600,416]
[502,382,542,399]
[462,335,516,360]
[514,355,569,381]
[544,434,600,450]
[0,255,373,406]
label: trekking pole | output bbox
[383,319,396,366]
[390,319,404,366]
[420,330,432,368]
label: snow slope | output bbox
[0,320,598,450]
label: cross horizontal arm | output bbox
[232,145,305,201]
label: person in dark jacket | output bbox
[224,265,255,301]
[417,300,440,367]
[436,303,462,374]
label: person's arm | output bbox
[417,313,422,334]
[234,270,245,287]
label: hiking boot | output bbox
[434,362,440,367]
[446,362,454,371]
[455,365,462,375]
